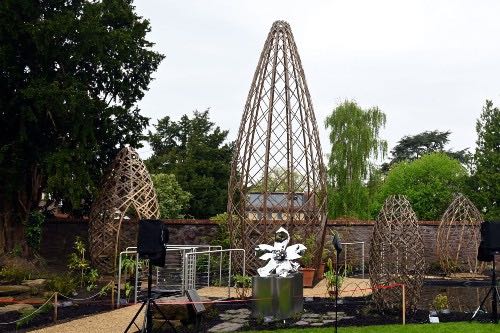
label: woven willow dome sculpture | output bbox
[89,147,159,273]
[437,193,483,274]
[227,21,328,273]
[369,195,425,311]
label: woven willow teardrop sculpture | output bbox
[89,147,159,273]
[369,195,425,311]
[227,21,328,273]
[437,193,483,274]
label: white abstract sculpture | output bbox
[255,227,306,277]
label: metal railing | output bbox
[116,245,222,307]
[182,248,245,298]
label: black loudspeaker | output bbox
[481,221,500,250]
[477,220,500,262]
[137,219,169,267]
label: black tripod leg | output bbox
[124,301,147,333]
[151,300,177,333]
[471,287,493,321]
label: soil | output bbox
[0,294,112,333]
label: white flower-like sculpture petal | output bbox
[256,227,306,277]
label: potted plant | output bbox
[324,258,343,297]
[316,247,329,281]
[298,235,316,287]
[233,274,252,299]
[432,293,450,314]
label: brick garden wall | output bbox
[40,218,447,269]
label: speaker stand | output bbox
[471,255,499,323]
[124,262,176,333]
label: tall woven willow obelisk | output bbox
[228,21,328,273]
[89,147,159,273]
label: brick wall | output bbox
[40,218,455,269]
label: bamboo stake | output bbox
[402,284,406,325]
[111,280,115,309]
[53,292,58,323]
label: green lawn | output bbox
[246,322,498,333]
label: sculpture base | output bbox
[252,272,303,320]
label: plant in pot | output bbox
[316,247,329,281]
[324,258,343,297]
[432,293,450,314]
[298,234,316,287]
[233,274,252,299]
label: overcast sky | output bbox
[133,0,500,163]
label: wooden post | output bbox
[111,280,115,310]
[402,284,406,325]
[53,292,58,323]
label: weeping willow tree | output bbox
[325,100,387,219]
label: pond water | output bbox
[419,282,492,313]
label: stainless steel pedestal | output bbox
[252,272,303,320]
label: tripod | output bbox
[471,256,499,323]
[124,262,175,333]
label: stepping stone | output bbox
[302,313,321,318]
[0,285,31,296]
[208,322,244,332]
[311,322,324,326]
[0,303,34,315]
[228,317,248,324]
[21,279,47,289]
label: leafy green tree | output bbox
[251,166,305,192]
[468,100,500,219]
[373,153,467,220]
[325,100,387,219]
[151,174,191,219]
[0,0,164,254]
[383,130,471,171]
[147,110,233,218]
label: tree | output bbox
[151,174,191,219]
[251,166,305,192]
[325,100,387,219]
[0,0,164,254]
[383,130,471,171]
[372,153,467,220]
[146,110,233,218]
[468,100,500,219]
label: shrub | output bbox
[46,273,77,296]
[372,153,467,220]
[233,274,252,299]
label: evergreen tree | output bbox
[0,0,163,253]
[147,110,233,218]
[468,100,500,219]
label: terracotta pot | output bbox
[299,268,316,287]
[316,263,325,281]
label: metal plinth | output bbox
[252,272,303,320]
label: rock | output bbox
[0,303,34,315]
[311,322,324,326]
[294,320,309,326]
[228,317,248,324]
[0,285,31,296]
[21,279,47,289]
[208,322,244,332]
[302,313,321,318]
[323,319,336,324]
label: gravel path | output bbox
[28,304,142,333]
